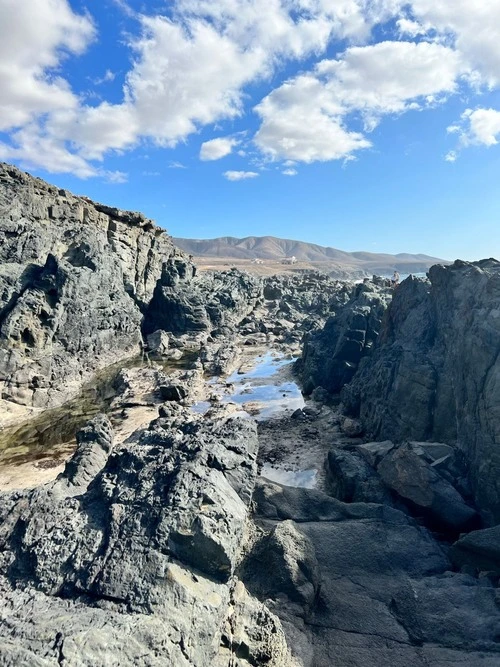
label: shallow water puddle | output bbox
[0,352,195,467]
[261,463,318,489]
[222,350,304,420]
[226,351,295,382]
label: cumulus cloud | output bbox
[255,40,463,162]
[200,137,239,161]
[0,0,95,132]
[223,170,259,181]
[396,17,426,37]
[282,168,298,175]
[448,108,500,152]
[410,0,500,86]
[3,0,500,177]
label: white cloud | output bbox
[93,69,116,85]
[0,0,95,132]
[255,40,463,162]
[282,168,298,176]
[224,170,259,181]
[105,170,128,184]
[396,18,425,37]
[3,0,500,177]
[449,108,500,150]
[168,161,187,169]
[200,137,239,161]
[410,0,500,86]
[0,123,98,178]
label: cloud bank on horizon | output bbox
[1,0,500,181]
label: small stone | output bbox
[147,330,170,355]
[159,384,187,401]
[341,417,363,437]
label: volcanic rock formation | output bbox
[342,260,500,524]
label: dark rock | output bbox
[243,520,320,607]
[0,163,192,409]
[300,279,391,395]
[342,261,500,523]
[451,525,500,575]
[357,440,395,467]
[341,416,364,437]
[326,448,390,504]
[146,329,170,355]
[248,480,500,667]
[58,414,113,492]
[376,444,477,531]
[144,268,263,335]
[0,410,296,665]
[159,384,188,401]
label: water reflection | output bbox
[261,463,318,489]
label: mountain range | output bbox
[173,235,446,275]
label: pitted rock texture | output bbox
[342,259,500,523]
[245,272,352,347]
[0,411,295,666]
[144,267,263,336]
[0,162,193,409]
[299,278,392,395]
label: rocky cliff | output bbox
[0,164,270,413]
[342,259,500,524]
[299,277,392,395]
[0,163,196,409]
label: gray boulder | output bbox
[248,480,500,667]
[146,329,170,355]
[326,448,390,504]
[376,444,477,531]
[0,409,297,665]
[451,525,500,574]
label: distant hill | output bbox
[173,235,446,275]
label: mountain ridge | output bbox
[173,235,446,274]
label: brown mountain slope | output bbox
[173,235,446,274]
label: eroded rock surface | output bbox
[342,260,500,522]
[246,479,500,667]
[0,163,194,410]
[0,408,297,666]
[299,278,392,395]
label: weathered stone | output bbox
[342,261,500,523]
[341,417,363,437]
[159,384,188,401]
[326,448,390,504]
[356,440,395,467]
[451,525,500,574]
[146,329,170,355]
[0,163,193,409]
[0,409,297,665]
[248,480,500,667]
[376,444,477,531]
[300,280,391,395]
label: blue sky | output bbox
[1,0,500,260]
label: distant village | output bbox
[251,256,297,265]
